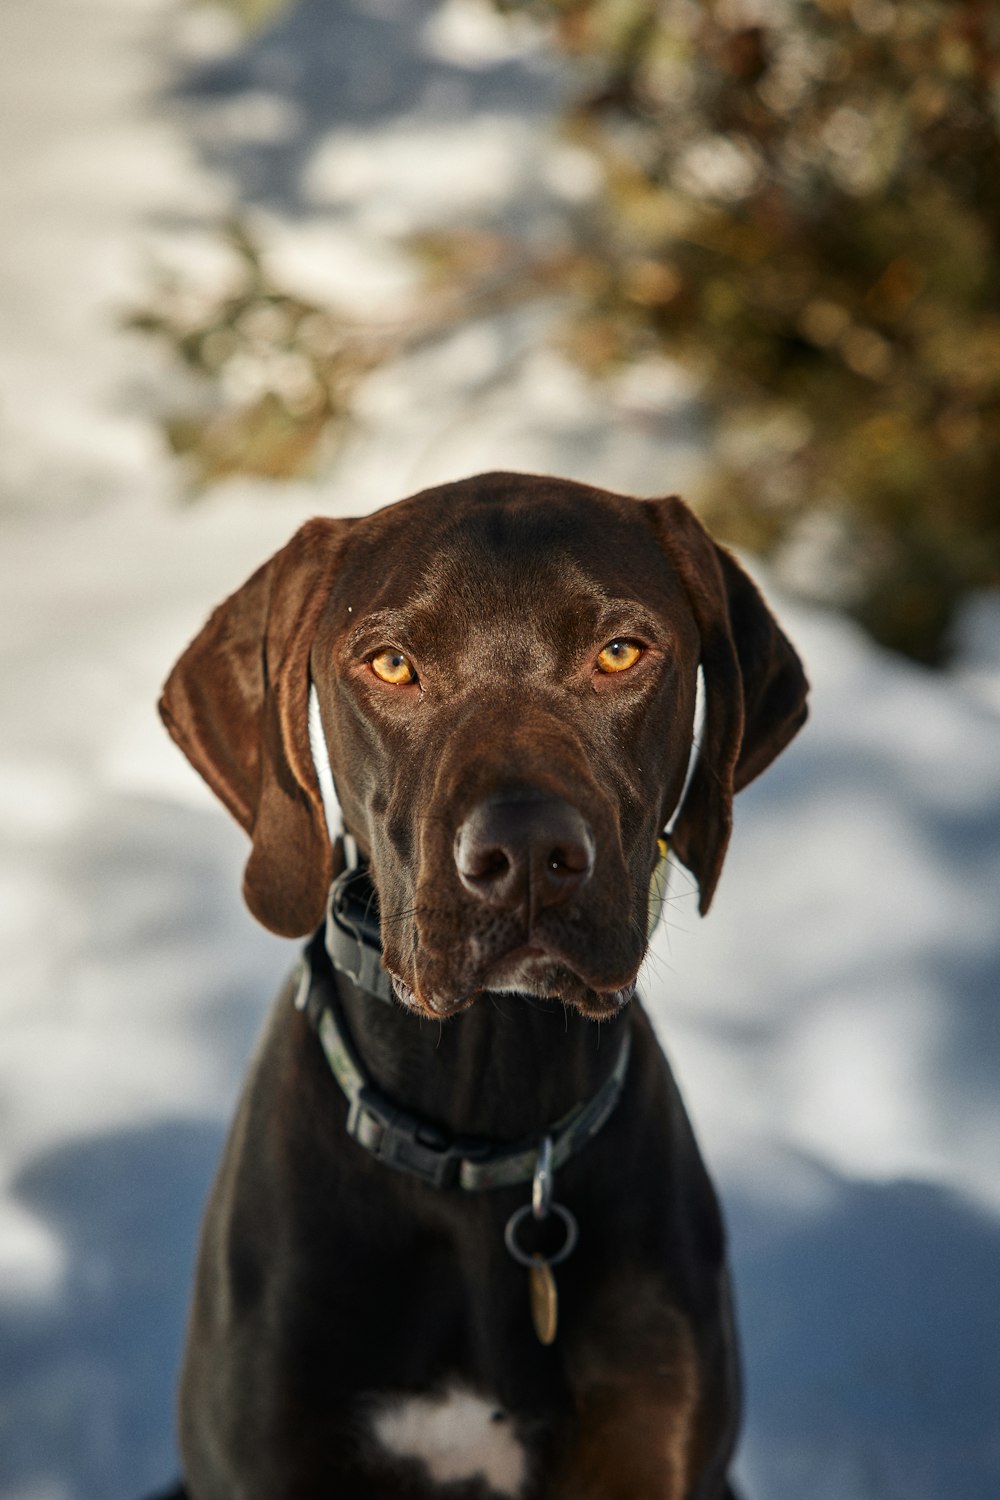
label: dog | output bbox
[159,471,808,1500]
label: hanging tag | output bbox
[529,1254,558,1345]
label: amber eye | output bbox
[596,639,643,674]
[370,648,417,685]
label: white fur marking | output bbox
[669,663,705,833]
[371,1385,526,1496]
[307,682,340,841]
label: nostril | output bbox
[547,843,591,877]
[466,848,510,883]
[455,795,595,908]
[454,824,509,884]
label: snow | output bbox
[1,2,998,1498]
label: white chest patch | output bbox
[370,1384,527,1496]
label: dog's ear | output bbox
[159,518,354,937]
[645,497,809,914]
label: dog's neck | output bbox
[334,969,631,1144]
[319,841,632,1142]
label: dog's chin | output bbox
[388,971,477,1020]
[389,972,448,1018]
[389,952,637,1021]
[486,950,637,1018]
[567,980,638,1019]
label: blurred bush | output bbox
[134,0,1000,662]
[127,220,544,486]
[127,222,388,484]
[213,0,289,29]
[492,0,1000,663]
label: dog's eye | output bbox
[370,649,417,686]
[596,639,643,674]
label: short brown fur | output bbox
[159,471,807,1499]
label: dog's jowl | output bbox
[160,472,808,1500]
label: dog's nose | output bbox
[454,795,595,910]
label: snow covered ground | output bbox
[1,2,998,1498]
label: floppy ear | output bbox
[645,497,809,915]
[159,517,354,937]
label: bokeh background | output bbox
[1,2,999,1497]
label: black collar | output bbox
[324,849,395,1004]
[294,850,632,1193]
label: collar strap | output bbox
[294,935,632,1192]
[323,835,671,1008]
[324,852,394,1004]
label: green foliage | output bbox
[135,1,1000,660]
[493,0,1000,661]
[127,221,548,489]
[209,0,291,32]
[127,223,390,485]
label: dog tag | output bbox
[529,1254,558,1345]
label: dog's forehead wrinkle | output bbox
[350,571,669,678]
[341,607,415,653]
[422,540,582,616]
[336,508,687,673]
[401,499,619,592]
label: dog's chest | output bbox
[367,1383,529,1497]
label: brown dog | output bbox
[160,471,807,1500]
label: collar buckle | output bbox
[347,1086,477,1190]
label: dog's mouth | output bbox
[388,947,638,1021]
[482,945,638,1017]
[388,969,483,1019]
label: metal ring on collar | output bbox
[532,1134,554,1220]
[504,1202,579,1268]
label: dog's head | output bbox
[161,472,807,1019]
